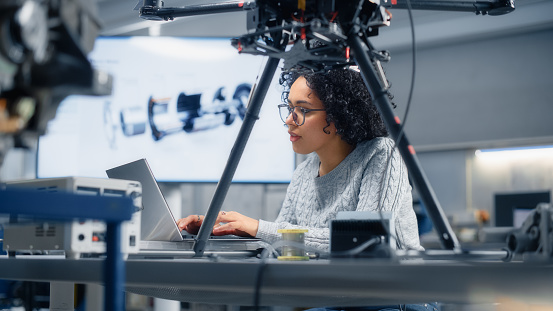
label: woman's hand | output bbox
[212,211,259,237]
[176,214,204,235]
[176,211,259,237]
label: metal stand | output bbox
[0,189,134,310]
[50,282,75,311]
[193,57,281,257]
[348,33,461,251]
[105,222,125,311]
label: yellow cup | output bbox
[277,229,309,261]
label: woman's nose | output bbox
[285,111,295,126]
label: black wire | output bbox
[252,236,385,311]
[395,0,417,145]
[253,2,418,308]
[252,242,281,311]
[253,254,268,311]
[329,236,383,257]
[374,0,417,250]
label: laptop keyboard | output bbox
[181,234,255,240]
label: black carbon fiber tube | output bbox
[193,57,280,257]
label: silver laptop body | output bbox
[106,158,261,257]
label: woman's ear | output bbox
[323,121,338,135]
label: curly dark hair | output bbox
[279,67,388,145]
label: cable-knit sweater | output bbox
[256,137,423,252]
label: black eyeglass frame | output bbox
[278,104,326,126]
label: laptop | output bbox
[106,158,262,258]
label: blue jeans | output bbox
[307,303,440,311]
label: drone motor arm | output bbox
[388,0,515,15]
[137,0,256,21]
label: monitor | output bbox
[494,191,551,227]
[37,36,295,183]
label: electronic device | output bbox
[494,191,551,227]
[0,0,110,140]
[2,177,142,259]
[36,36,295,183]
[506,203,553,262]
[330,211,396,258]
[106,158,262,258]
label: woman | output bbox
[177,67,422,253]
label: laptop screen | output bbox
[107,158,183,242]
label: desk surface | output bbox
[0,256,551,307]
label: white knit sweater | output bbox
[256,137,423,252]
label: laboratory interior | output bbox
[1,0,552,310]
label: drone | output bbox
[0,0,518,258]
[0,0,518,257]
[132,0,515,256]
[136,0,515,71]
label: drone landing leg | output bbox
[348,33,461,251]
[193,57,281,257]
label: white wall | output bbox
[382,28,553,150]
[417,148,553,227]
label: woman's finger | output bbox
[212,223,234,235]
[216,210,236,222]
[177,215,203,231]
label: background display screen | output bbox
[37,37,295,183]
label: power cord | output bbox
[253,0,419,309]
[253,237,386,311]
[374,0,418,251]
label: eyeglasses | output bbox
[278,104,326,126]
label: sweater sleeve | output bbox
[255,160,301,244]
[255,156,331,251]
[355,139,423,251]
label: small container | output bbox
[277,229,309,261]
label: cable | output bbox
[374,0,418,251]
[253,3,418,306]
[252,236,387,311]
[253,253,267,310]
[395,0,417,144]
[253,241,280,311]
[327,236,383,257]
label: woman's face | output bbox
[285,76,339,155]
